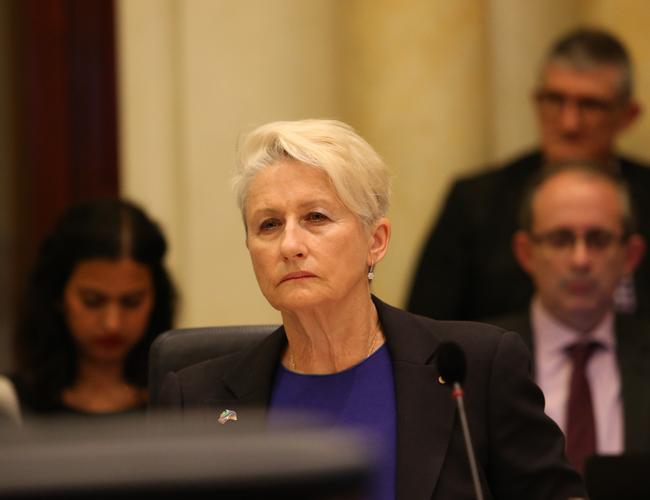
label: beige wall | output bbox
[117,0,650,327]
[339,1,490,307]
[487,0,581,161]
[117,0,341,326]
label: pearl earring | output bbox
[367,263,375,281]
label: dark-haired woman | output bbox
[10,199,176,416]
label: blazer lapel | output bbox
[208,326,287,415]
[374,297,457,499]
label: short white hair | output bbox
[233,119,391,228]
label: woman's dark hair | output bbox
[14,198,177,406]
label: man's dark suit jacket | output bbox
[489,310,650,453]
[407,150,650,321]
[155,297,586,500]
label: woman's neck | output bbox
[61,359,146,413]
[281,293,385,374]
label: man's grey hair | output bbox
[542,27,634,100]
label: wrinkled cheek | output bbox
[259,283,277,306]
[251,263,272,298]
[248,250,265,284]
[250,264,276,305]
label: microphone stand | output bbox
[452,382,484,500]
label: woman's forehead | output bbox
[252,159,327,184]
[246,161,339,210]
[67,258,153,292]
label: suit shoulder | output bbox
[173,350,245,388]
[428,319,532,376]
[617,315,650,342]
[620,155,650,185]
[453,150,541,186]
[431,318,510,342]
[408,307,515,348]
[619,154,650,171]
[449,150,542,200]
[482,310,530,332]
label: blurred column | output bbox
[116,0,183,301]
[116,0,341,326]
[339,0,490,307]
[486,0,580,162]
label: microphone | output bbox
[437,342,484,500]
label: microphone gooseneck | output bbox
[437,342,484,500]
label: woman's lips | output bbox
[279,271,316,284]
[93,335,126,349]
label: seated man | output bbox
[491,162,650,475]
[408,27,650,320]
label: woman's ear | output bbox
[368,217,391,266]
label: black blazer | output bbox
[407,150,650,321]
[489,310,650,453]
[156,297,586,499]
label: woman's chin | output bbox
[270,290,333,313]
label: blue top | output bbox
[268,344,396,500]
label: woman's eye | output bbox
[80,293,106,309]
[121,294,145,309]
[260,219,281,232]
[306,212,328,223]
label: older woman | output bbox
[157,120,586,499]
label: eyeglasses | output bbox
[529,229,626,252]
[535,89,621,121]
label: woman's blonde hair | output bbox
[233,119,391,228]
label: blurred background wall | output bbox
[2,0,650,370]
[116,0,650,327]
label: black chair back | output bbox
[148,325,279,403]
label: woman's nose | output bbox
[103,303,123,332]
[280,221,307,259]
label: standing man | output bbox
[408,27,650,320]
[493,163,650,474]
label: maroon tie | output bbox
[565,341,599,475]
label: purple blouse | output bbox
[269,344,396,500]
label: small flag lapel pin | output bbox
[218,409,238,425]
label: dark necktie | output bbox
[565,341,599,475]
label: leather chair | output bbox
[148,325,279,403]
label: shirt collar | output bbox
[531,297,617,357]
